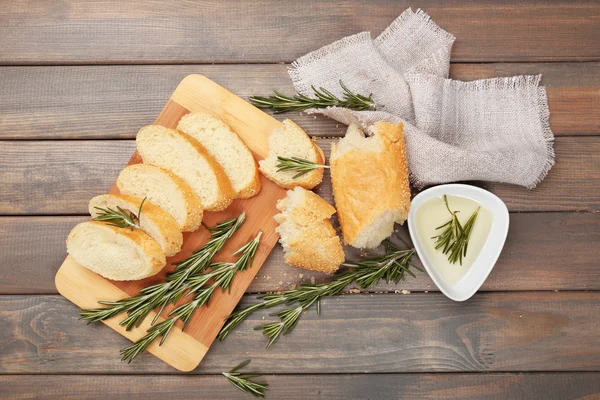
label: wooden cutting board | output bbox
[55,74,291,371]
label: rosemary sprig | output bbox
[276,156,329,179]
[92,197,147,230]
[223,360,268,398]
[218,241,421,345]
[432,195,480,265]
[79,213,246,329]
[120,232,262,363]
[249,80,375,113]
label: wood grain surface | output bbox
[0,0,598,64]
[2,137,599,215]
[1,0,599,395]
[2,212,599,294]
[0,63,598,140]
[2,293,599,374]
[2,373,600,400]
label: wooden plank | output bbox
[2,212,599,294]
[0,1,598,64]
[1,137,599,215]
[2,373,599,399]
[1,292,599,373]
[0,63,597,140]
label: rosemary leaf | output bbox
[276,156,329,179]
[117,232,262,362]
[218,241,421,346]
[431,195,480,265]
[249,80,375,113]
[92,197,147,230]
[79,213,246,329]
[223,360,268,398]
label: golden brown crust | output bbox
[153,167,204,232]
[67,221,165,281]
[177,130,235,211]
[283,221,344,274]
[276,188,344,274]
[281,189,336,224]
[330,121,411,246]
[259,120,325,190]
[235,158,262,198]
[116,164,204,232]
[89,194,183,257]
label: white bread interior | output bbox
[274,187,344,274]
[330,122,411,249]
[177,112,261,199]
[259,119,324,190]
[135,125,234,211]
[89,194,183,257]
[116,164,203,232]
[66,221,166,281]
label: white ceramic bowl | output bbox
[408,184,509,301]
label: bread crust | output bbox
[283,222,344,274]
[275,188,344,274]
[116,164,204,232]
[136,125,234,211]
[177,112,261,199]
[176,130,235,211]
[89,194,183,257]
[259,119,325,190]
[330,121,411,247]
[66,221,166,281]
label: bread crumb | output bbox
[349,288,360,294]
[310,276,316,284]
[278,281,283,285]
[299,273,304,278]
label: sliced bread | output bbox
[274,187,344,274]
[259,119,325,190]
[177,112,261,199]
[89,194,183,257]
[330,122,411,249]
[116,164,203,232]
[136,125,234,211]
[66,221,166,281]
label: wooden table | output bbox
[1,1,599,398]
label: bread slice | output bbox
[136,125,234,211]
[330,122,411,249]
[177,112,261,199]
[89,194,183,257]
[66,221,166,281]
[274,187,344,274]
[259,119,325,190]
[116,164,203,232]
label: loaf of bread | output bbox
[89,194,183,257]
[177,112,261,199]
[116,164,203,232]
[136,125,234,211]
[259,119,325,190]
[330,122,411,249]
[66,221,166,281]
[275,187,344,274]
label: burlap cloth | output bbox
[289,8,554,188]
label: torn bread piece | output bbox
[330,122,411,249]
[136,125,234,211]
[89,194,183,257]
[117,164,203,232]
[259,119,325,190]
[177,112,261,199]
[66,221,166,281]
[275,187,344,274]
